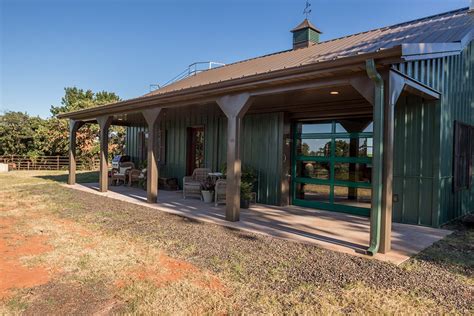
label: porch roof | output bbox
[58,7,471,121]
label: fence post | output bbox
[57,156,60,170]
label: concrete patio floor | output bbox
[65,183,452,265]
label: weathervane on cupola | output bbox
[303,0,312,18]
[291,0,322,49]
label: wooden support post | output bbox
[143,108,163,203]
[379,72,404,253]
[97,116,113,192]
[216,93,253,222]
[68,119,84,185]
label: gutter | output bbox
[366,59,384,256]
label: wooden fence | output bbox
[0,155,99,171]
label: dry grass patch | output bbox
[0,172,228,314]
[0,171,473,314]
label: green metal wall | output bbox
[393,41,474,226]
[125,105,284,205]
[392,95,439,225]
[123,42,472,225]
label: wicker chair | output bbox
[214,179,226,206]
[111,161,135,185]
[129,168,146,187]
[183,168,211,199]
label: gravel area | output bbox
[2,172,472,314]
[34,183,473,314]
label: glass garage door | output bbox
[291,120,373,216]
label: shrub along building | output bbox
[59,7,474,255]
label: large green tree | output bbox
[0,111,42,156]
[50,87,120,116]
[49,87,125,162]
[0,87,125,166]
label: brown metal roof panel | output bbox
[148,8,472,97]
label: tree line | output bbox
[0,87,126,163]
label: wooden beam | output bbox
[379,71,399,254]
[216,93,253,222]
[249,98,368,114]
[97,116,113,192]
[350,75,375,105]
[250,78,349,97]
[68,120,84,185]
[289,109,372,120]
[143,108,163,203]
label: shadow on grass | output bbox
[413,221,473,278]
[35,171,99,184]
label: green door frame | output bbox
[291,120,373,216]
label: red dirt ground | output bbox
[0,217,53,299]
[118,253,226,293]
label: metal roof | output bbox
[147,8,473,97]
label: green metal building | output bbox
[61,8,473,255]
[124,8,473,228]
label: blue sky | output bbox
[0,0,469,118]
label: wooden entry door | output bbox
[186,126,205,175]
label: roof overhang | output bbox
[389,69,441,103]
[57,46,403,121]
[401,29,473,61]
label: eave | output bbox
[57,46,403,121]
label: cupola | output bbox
[291,19,322,49]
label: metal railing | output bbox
[150,61,225,91]
[0,155,100,171]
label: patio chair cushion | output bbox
[118,166,131,175]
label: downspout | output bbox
[366,59,384,256]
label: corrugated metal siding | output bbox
[393,40,473,226]
[125,126,146,165]
[392,95,439,226]
[242,113,284,205]
[125,106,284,205]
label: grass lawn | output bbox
[0,171,472,314]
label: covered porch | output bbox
[66,182,451,264]
[59,50,441,256]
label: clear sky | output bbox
[0,0,469,118]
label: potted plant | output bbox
[240,181,253,209]
[201,179,215,203]
[138,160,147,190]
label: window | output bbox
[138,128,167,165]
[453,121,473,191]
[293,119,373,215]
[186,126,205,175]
